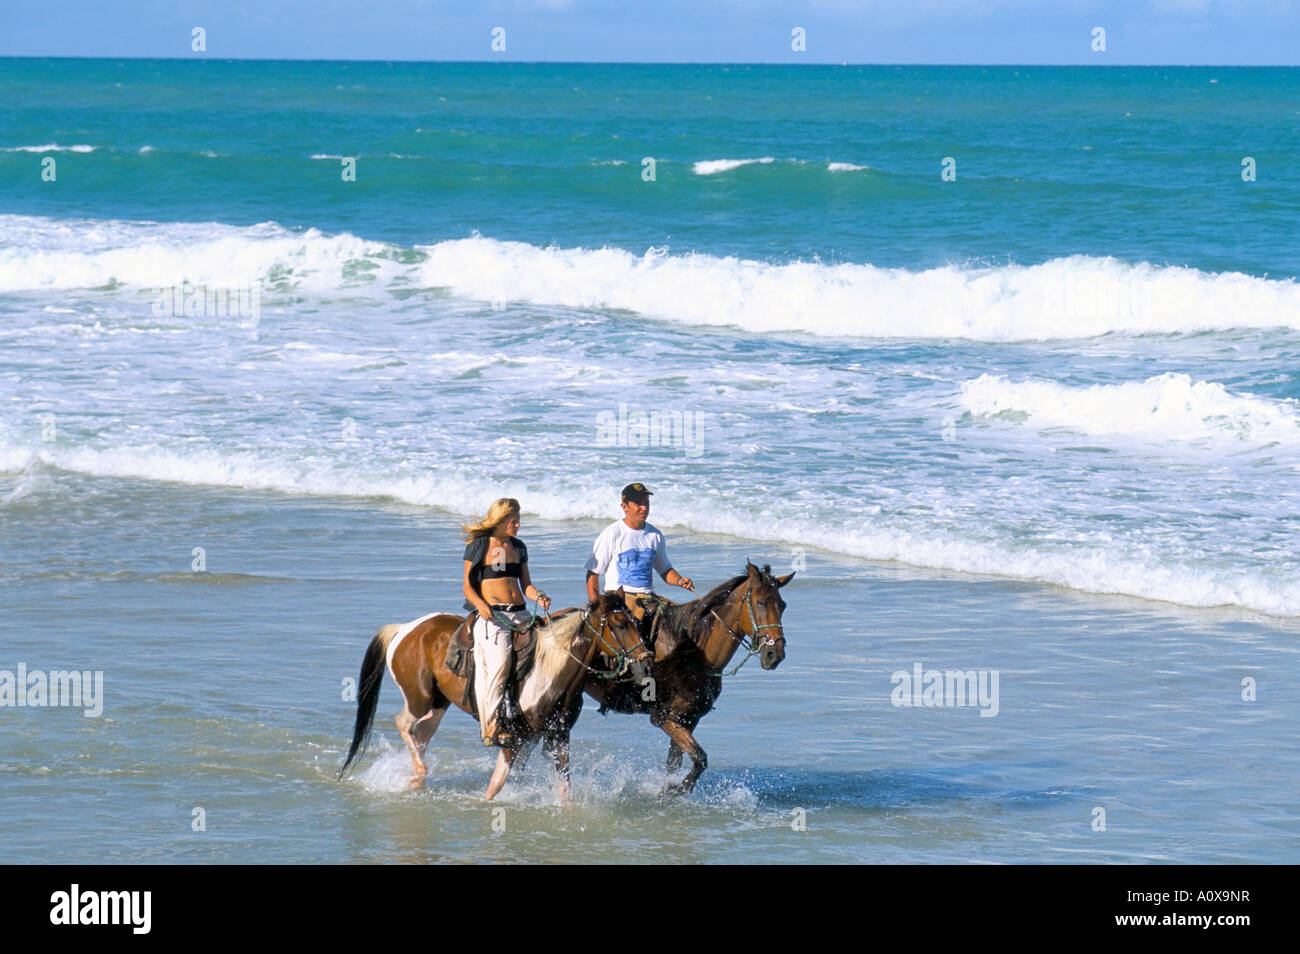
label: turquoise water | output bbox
[4,60,1298,272]
[2,60,1299,863]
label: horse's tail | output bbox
[338,623,402,779]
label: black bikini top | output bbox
[482,561,522,580]
[463,535,528,611]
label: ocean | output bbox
[2,59,1298,863]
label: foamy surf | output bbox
[0,215,396,293]
[961,372,1300,446]
[4,439,1297,617]
[1,143,97,152]
[692,157,777,174]
[3,214,1298,341]
[413,239,1300,341]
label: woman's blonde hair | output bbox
[462,497,521,542]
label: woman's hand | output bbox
[535,590,551,612]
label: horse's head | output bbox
[743,561,793,670]
[587,590,654,686]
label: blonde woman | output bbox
[462,498,551,747]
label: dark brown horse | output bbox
[582,562,793,796]
[340,592,650,801]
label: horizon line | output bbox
[0,55,1296,68]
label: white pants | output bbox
[472,609,531,742]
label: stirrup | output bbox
[482,721,512,747]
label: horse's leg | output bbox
[395,705,429,786]
[394,665,445,787]
[390,625,447,787]
[658,720,707,797]
[665,742,684,773]
[512,736,539,774]
[545,691,583,803]
[543,729,572,803]
[483,745,518,801]
[410,701,449,778]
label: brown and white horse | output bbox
[340,592,650,801]
[585,562,793,796]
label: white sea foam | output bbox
[631,494,1300,619]
[0,215,394,293]
[4,437,1297,616]
[1,144,97,153]
[961,373,1300,445]
[827,161,869,171]
[4,215,1299,341]
[414,238,1300,341]
[0,439,597,524]
[693,157,776,175]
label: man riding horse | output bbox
[584,482,695,647]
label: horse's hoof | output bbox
[661,781,691,798]
[407,775,426,789]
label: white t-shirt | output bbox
[585,520,672,594]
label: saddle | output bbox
[444,612,539,713]
[633,593,675,648]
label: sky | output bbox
[2,0,1298,64]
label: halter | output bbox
[706,579,785,676]
[493,600,642,679]
[574,607,646,680]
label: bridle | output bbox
[575,607,647,680]
[706,579,785,676]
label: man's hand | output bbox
[669,570,694,592]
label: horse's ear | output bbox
[746,560,759,578]
[776,571,795,587]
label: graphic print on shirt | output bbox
[615,547,656,590]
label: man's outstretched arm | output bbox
[662,567,694,592]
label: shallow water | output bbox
[3,476,1296,863]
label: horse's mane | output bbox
[528,593,627,685]
[660,564,777,648]
[531,611,585,686]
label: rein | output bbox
[493,600,640,680]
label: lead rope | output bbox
[531,591,550,627]
[570,613,636,679]
[488,610,538,632]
